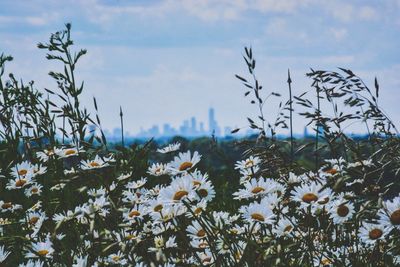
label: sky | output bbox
[1,0,400,136]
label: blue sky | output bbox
[1,0,399,135]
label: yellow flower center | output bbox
[173,190,188,201]
[15,179,27,187]
[251,213,265,222]
[37,249,49,256]
[325,168,337,175]
[369,228,383,240]
[31,188,39,193]
[154,204,163,212]
[251,186,265,194]
[179,162,193,171]
[89,161,100,167]
[112,255,120,262]
[198,189,208,198]
[284,225,293,232]
[390,209,400,225]
[197,229,206,237]
[337,205,350,217]
[245,160,254,168]
[194,207,203,215]
[18,169,28,176]
[65,149,77,156]
[128,210,141,218]
[302,193,318,203]
[29,216,40,225]
[199,241,208,249]
[1,202,12,209]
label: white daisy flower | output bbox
[233,177,281,200]
[187,221,207,239]
[126,177,147,189]
[235,156,261,170]
[107,252,127,265]
[378,195,400,231]
[158,177,195,204]
[291,182,331,210]
[0,200,22,213]
[55,146,84,158]
[240,200,275,224]
[10,161,34,179]
[157,142,181,153]
[168,151,201,174]
[81,155,110,170]
[239,166,260,184]
[272,218,296,237]
[194,180,215,202]
[147,163,169,176]
[117,172,133,181]
[123,205,146,224]
[196,249,214,266]
[358,222,387,247]
[328,196,355,225]
[6,175,34,190]
[190,239,209,249]
[24,183,43,197]
[26,236,54,259]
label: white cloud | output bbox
[359,6,378,21]
[330,28,348,41]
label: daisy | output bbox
[378,195,400,231]
[24,183,43,197]
[107,252,127,265]
[239,166,260,184]
[0,245,11,263]
[158,177,195,204]
[194,180,215,202]
[190,239,209,249]
[117,172,133,181]
[235,156,260,170]
[196,249,214,266]
[10,161,34,179]
[157,142,181,153]
[0,200,22,213]
[291,182,331,210]
[55,145,84,158]
[187,221,207,239]
[233,177,281,200]
[126,177,147,189]
[147,163,170,176]
[328,196,355,225]
[6,175,34,190]
[168,151,201,174]
[358,222,387,247]
[123,205,146,224]
[26,236,54,259]
[186,199,208,218]
[81,155,110,170]
[240,201,275,224]
[272,218,296,237]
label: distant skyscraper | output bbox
[190,117,197,136]
[208,107,221,136]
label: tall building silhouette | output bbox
[208,107,221,136]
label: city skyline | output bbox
[105,107,254,139]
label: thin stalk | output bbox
[315,85,321,172]
[287,69,294,165]
[120,106,124,147]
